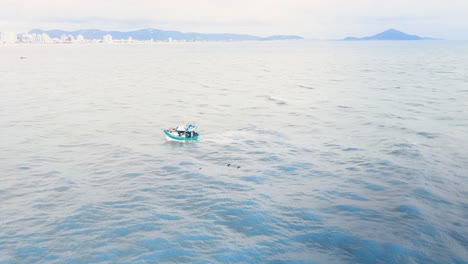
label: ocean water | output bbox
[1,41,467,264]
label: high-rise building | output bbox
[60,34,74,43]
[41,33,52,43]
[76,34,85,42]
[20,33,33,43]
[103,34,113,43]
[0,32,18,43]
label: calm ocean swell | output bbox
[1,41,468,263]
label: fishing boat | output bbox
[163,123,199,142]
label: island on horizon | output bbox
[343,29,437,41]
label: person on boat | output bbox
[176,124,185,136]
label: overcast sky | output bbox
[1,0,467,39]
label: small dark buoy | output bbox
[227,164,231,167]
[199,167,202,170]
[237,166,241,169]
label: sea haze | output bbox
[1,41,467,263]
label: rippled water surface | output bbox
[1,41,468,263]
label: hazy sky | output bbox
[1,0,467,39]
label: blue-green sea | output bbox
[1,41,467,263]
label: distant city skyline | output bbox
[0,28,303,44]
[1,0,468,40]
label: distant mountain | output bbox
[29,28,303,41]
[260,35,303,41]
[343,29,436,41]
